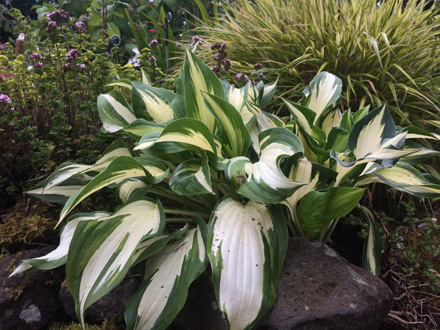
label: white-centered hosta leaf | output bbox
[27,177,86,204]
[9,212,109,277]
[125,223,207,330]
[260,78,278,108]
[183,48,224,132]
[321,108,343,136]
[349,105,396,160]
[98,90,136,132]
[224,82,254,125]
[67,199,165,327]
[154,118,217,155]
[123,119,164,139]
[304,72,342,124]
[203,92,251,157]
[117,178,148,204]
[356,161,440,198]
[59,156,148,224]
[283,100,314,135]
[41,141,132,191]
[208,198,288,330]
[131,82,175,123]
[359,205,382,276]
[169,158,214,195]
[226,128,304,203]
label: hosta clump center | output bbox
[10,49,440,330]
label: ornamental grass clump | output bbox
[10,49,440,330]
[196,0,440,129]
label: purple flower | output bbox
[220,42,226,49]
[61,64,69,71]
[253,63,263,69]
[214,53,220,61]
[29,53,42,61]
[150,55,157,63]
[223,58,232,69]
[73,21,87,34]
[0,94,12,104]
[46,21,57,32]
[210,65,220,74]
[192,35,203,45]
[80,63,87,72]
[0,43,5,50]
[46,9,70,24]
[9,107,15,112]
[33,61,43,69]
[258,72,265,78]
[66,49,81,62]
[236,73,244,80]
[149,39,159,47]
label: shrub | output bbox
[195,0,440,129]
[10,50,440,329]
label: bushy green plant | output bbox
[10,50,440,329]
[196,0,440,129]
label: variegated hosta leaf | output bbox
[135,157,170,184]
[169,158,214,195]
[27,177,86,204]
[359,205,382,276]
[183,48,224,132]
[9,212,109,277]
[152,118,217,155]
[321,108,343,136]
[131,225,190,267]
[259,78,278,109]
[67,199,165,327]
[98,90,136,132]
[208,198,288,330]
[117,178,149,204]
[297,187,365,239]
[59,156,149,224]
[41,141,132,191]
[349,105,397,160]
[106,78,133,90]
[203,92,251,157]
[283,100,315,135]
[125,223,207,330]
[223,81,254,125]
[356,161,440,198]
[303,72,342,124]
[123,119,165,139]
[131,82,175,124]
[226,128,304,203]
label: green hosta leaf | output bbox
[203,92,251,157]
[208,198,288,330]
[349,105,396,159]
[125,223,207,330]
[67,199,165,327]
[360,205,382,276]
[59,156,148,224]
[98,90,136,132]
[326,126,350,153]
[169,158,214,195]
[131,82,175,124]
[226,128,304,203]
[9,212,110,277]
[303,72,342,124]
[297,187,365,239]
[183,48,224,132]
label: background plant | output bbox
[196,0,440,129]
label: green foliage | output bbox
[196,0,440,129]
[10,51,440,329]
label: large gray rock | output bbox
[0,246,62,330]
[59,270,141,324]
[256,237,393,330]
[172,237,392,330]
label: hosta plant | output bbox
[10,49,440,329]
